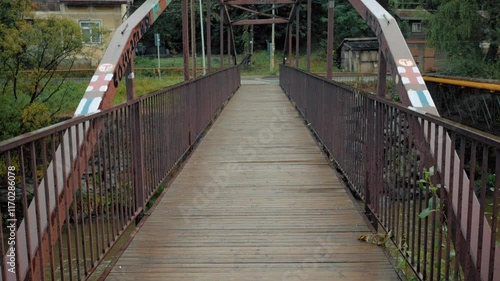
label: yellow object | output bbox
[422,76,500,92]
[357,230,392,246]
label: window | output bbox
[80,21,101,44]
[412,22,422,33]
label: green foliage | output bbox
[0,15,83,99]
[0,95,26,140]
[241,51,283,75]
[425,0,499,77]
[0,2,83,140]
[435,56,500,79]
[0,0,32,28]
[418,166,441,219]
[426,0,482,57]
[321,0,373,50]
[21,103,51,132]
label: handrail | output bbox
[0,66,240,281]
[280,65,500,281]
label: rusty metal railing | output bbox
[280,65,500,281]
[0,66,240,281]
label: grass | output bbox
[132,49,333,77]
[0,49,331,141]
[113,76,184,104]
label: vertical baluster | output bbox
[476,145,489,279]
[75,124,88,275]
[489,150,500,281]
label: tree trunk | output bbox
[484,43,498,63]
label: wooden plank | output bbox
[105,82,400,280]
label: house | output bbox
[336,38,379,73]
[33,0,130,65]
[394,6,445,72]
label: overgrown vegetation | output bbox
[0,0,83,140]
[422,0,498,79]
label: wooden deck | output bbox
[105,79,400,280]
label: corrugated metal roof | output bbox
[60,0,129,5]
[339,38,379,51]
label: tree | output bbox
[320,0,373,50]
[0,1,83,140]
[425,0,499,78]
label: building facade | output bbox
[33,0,130,65]
[337,38,379,73]
[395,8,445,72]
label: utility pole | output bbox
[250,24,254,66]
[155,33,161,79]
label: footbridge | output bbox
[1,0,499,280]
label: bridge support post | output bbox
[307,0,311,72]
[220,6,224,69]
[126,55,136,100]
[190,0,197,79]
[364,98,378,230]
[132,106,145,214]
[326,0,334,80]
[206,0,211,73]
[295,7,299,68]
[182,0,190,80]
[287,25,292,65]
[127,60,145,213]
[376,50,387,98]
[227,27,231,65]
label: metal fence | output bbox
[0,66,240,281]
[280,65,500,281]
[425,80,500,133]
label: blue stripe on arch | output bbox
[417,90,429,106]
[81,99,93,114]
[152,2,161,21]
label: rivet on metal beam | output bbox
[383,14,390,25]
[121,23,129,34]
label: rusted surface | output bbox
[104,80,399,281]
[280,66,500,281]
[0,67,240,281]
[232,18,289,25]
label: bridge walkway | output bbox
[104,79,400,280]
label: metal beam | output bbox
[11,1,175,280]
[228,4,288,20]
[226,6,238,64]
[191,0,196,78]
[223,0,296,4]
[207,0,212,72]
[281,0,303,63]
[220,6,224,68]
[347,1,500,280]
[326,0,334,79]
[306,0,311,71]
[295,6,299,68]
[183,0,190,80]
[232,18,288,25]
